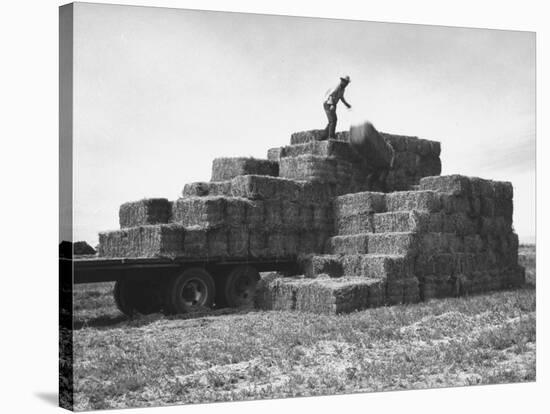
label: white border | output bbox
[0,0,546,413]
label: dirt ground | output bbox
[71,249,536,411]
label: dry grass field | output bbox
[71,249,536,411]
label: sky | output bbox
[71,2,536,246]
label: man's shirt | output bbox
[324,84,345,106]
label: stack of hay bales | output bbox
[96,125,523,316]
[258,174,524,313]
[99,173,336,260]
[269,130,441,194]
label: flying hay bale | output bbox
[99,224,185,258]
[349,122,395,169]
[211,157,279,182]
[119,198,172,228]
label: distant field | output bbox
[71,251,536,411]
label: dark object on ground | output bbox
[73,241,96,256]
[350,121,395,169]
[60,240,96,258]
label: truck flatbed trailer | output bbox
[68,255,300,316]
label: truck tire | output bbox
[114,279,163,316]
[114,280,135,316]
[223,265,260,308]
[164,267,215,314]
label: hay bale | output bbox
[480,196,496,217]
[393,151,417,171]
[254,272,286,310]
[99,224,185,258]
[494,198,513,220]
[299,181,337,204]
[208,181,233,197]
[335,212,374,235]
[256,276,304,310]
[349,122,395,169]
[297,232,317,254]
[266,232,287,258]
[211,157,279,182]
[372,211,444,234]
[493,181,514,200]
[227,228,249,258]
[302,254,344,278]
[207,227,228,259]
[182,225,208,258]
[225,197,248,227]
[182,182,211,197]
[290,129,327,145]
[119,198,172,228]
[281,201,301,230]
[333,191,386,217]
[315,231,332,253]
[367,232,418,255]
[297,203,314,231]
[439,194,471,215]
[245,200,265,230]
[386,191,442,212]
[264,200,283,229]
[171,197,227,227]
[441,213,478,235]
[312,204,333,230]
[372,212,412,233]
[362,254,414,280]
[327,234,370,255]
[294,277,373,314]
[419,175,472,196]
[278,140,357,161]
[464,234,484,253]
[248,230,268,259]
[279,155,337,183]
[381,133,408,152]
[230,175,301,201]
[267,147,283,161]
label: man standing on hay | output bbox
[323,75,352,140]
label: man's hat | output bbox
[340,75,351,83]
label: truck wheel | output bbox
[114,280,162,316]
[164,268,215,314]
[223,265,260,308]
[114,280,135,316]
